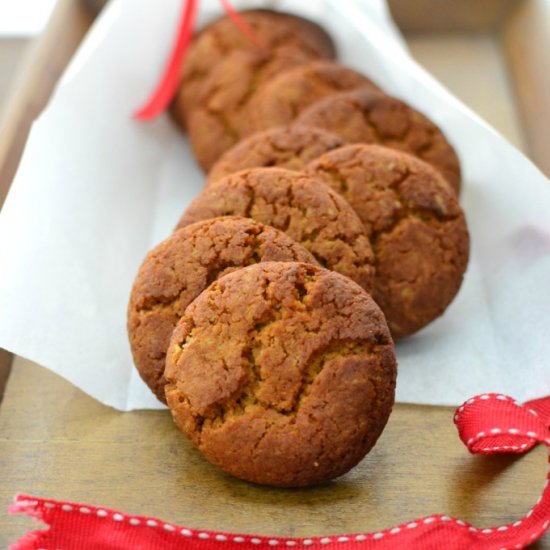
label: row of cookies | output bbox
[170,10,461,196]
[167,8,469,341]
[129,10,398,487]
[170,8,338,168]
[179,146,469,340]
[128,217,397,486]
[128,9,468,487]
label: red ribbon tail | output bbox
[133,0,265,122]
[133,0,199,121]
[8,395,550,550]
[219,0,265,49]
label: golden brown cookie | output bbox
[206,125,346,185]
[243,61,380,136]
[128,216,317,403]
[165,261,397,487]
[297,87,462,194]
[305,144,469,338]
[177,168,375,292]
[186,49,313,171]
[172,9,336,127]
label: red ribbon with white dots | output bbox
[8,393,550,549]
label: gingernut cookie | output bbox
[305,144,469,338]
[297,88,462,194]
[206,125,346,185]
[243,61,380,135]
[165,261,397,487]
[186,49,314,171]
[128,216,317,402]
[176,168,375,292]
[172,9,336,127]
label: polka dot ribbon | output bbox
[8,393,550,549]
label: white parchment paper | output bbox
[0,0,549,411]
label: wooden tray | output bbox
[1,0,549,546]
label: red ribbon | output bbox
[219,0,265,50]
[9,393,550,549]
[134,0,263,121]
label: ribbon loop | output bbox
[454,393,550,455]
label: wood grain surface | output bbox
[1,358,548,547]
[0,0,549,547]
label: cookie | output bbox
[305,144,469,338]
[186,49,316,171]
[128,216,317,402]
[297,87,462,194]
[172,9,336,127]
[243,61,380,135]
[177,168,375,292]
[206,125,346,185]
[165,261,397,487]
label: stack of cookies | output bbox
[128,9,469,487]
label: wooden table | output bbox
[1,0,549,547]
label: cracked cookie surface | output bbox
[128,216,317,403]
[243,61,380,136]
[186,49,315,171]
[207,125,346,185]
[297,88,462,194]
[171,9,335,129]
[165,261,397,487]
[306,144,469,338]
[176,167,375,292]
